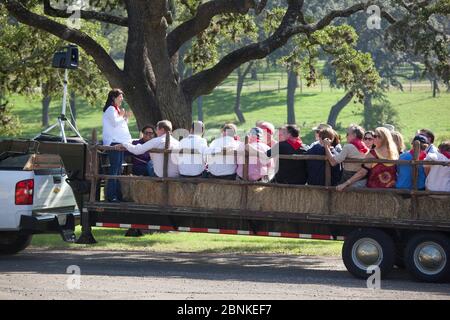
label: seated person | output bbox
[127,125,156,176]
[424,141,450,192]
[391,131,406,155]
[178,121,208,178]
[310,123,332,148]
[236,128,273,182]
[419,128,439,154]
[119,120,180,178]
[267,125,308,185]
[324,124,368,184]
[337,127,399,191]
[396,135,428,190]
[306,128,342,186]
[204,123,240,180]
[257,121,277,147]
[363,131,375,150]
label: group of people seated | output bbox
[101,89,449,202]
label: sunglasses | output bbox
[364,136,374,140]
[144,131,155,135]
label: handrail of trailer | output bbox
[86,128,450,205]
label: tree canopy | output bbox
[1,0,449,129]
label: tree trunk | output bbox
[251,67,258,80]
[287,69,298,124]
[197,96,203,122]
[69,91,77,128]
[327,91,354,128]
[432,78,439,97]
[234,62,253,123]
[363,92,373,127]
[42,95,51,127]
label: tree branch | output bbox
[43,0,128,27]
[181,1,403,101]
[3,0,124,87]
[167,0,261,58]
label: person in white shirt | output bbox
[205,123,240,180]
[119,120,180,178]
[102,89,132,202]
[424,141,450,192]
[178,121,208,177]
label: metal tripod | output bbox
[37,69,84,143]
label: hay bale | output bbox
[130,180,164,205]
[330,191,410,219]
[192,183,243,210]
[417,196,450,221]
[120,179,134,202]
[165,181,244,209]
[247,186,328,214]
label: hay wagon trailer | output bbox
[2,135,450,283]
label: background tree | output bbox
[2,0,448,130]
[0,6,109,131]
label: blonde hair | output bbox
[374,127,399,160]
[222,123,237,136]
[157,120,172,133]
[391,131,405,154]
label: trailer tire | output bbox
[0,232,33,255]
[404,233,450,283]
[342,228,395,279]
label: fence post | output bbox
[163,132,170,178]
[411,140,421,219]
[76,128,97,244]
[243,135,249,181]
[325,156,331,187]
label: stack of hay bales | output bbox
[119,179,450,222]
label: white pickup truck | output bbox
[0,151,79,254]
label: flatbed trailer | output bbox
[1,134,449,283]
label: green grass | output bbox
[5,72,449,147]
[30,227,343,256]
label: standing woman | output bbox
[102,89,132,202]
[336,127,399,191]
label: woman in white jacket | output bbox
[102,89,132,202]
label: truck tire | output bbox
[342,228,395,279]
[0,232,33,255]
[404,232,450,283]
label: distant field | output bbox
[4,72,450,146]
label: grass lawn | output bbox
[30,227,343,256]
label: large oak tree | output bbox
[2,0,448,129]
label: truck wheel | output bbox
[342,228,395,279]
[404,233,450,283]
[0,232,33,255]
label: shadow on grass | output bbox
[200,88,318,127]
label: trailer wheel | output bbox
[404,233,450,283]
[0,232,33,255]
[342,229,395,279]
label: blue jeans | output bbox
[147,160,156,177]
[106,144,124,201]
